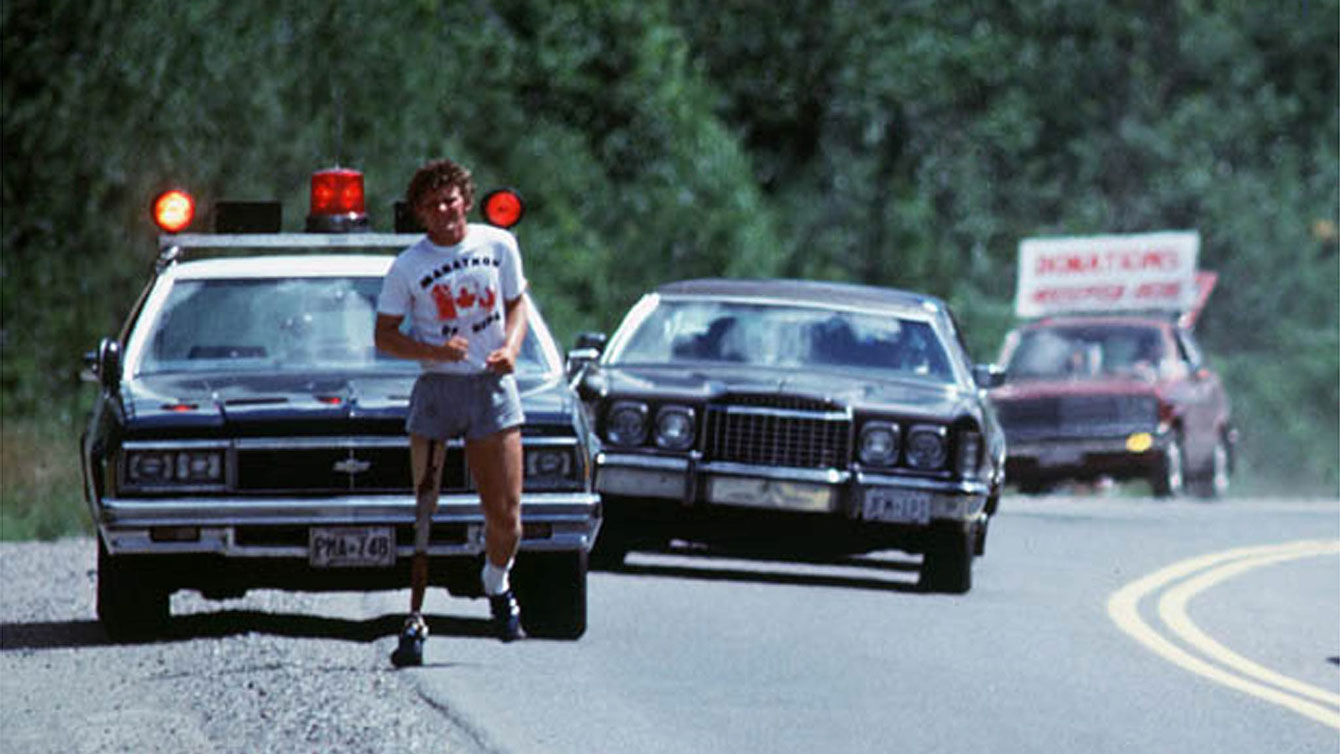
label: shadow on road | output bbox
[608,548,924,593]
[0,611,492,651]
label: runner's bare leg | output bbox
[466,427,523,574]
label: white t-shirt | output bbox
[376,224,528,374]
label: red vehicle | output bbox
[990,314,1235,498]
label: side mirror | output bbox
[566,331,607,381]
[96,338,121,392]
[565,347,600,381]
[974,363,1005,389]
[574,331,607,352]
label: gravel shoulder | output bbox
[0,537,491,754]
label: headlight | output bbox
[126,450,224,485]
[858,421,900,467]
[525,447,574,479]
[605,401,649,446]
[956,429,983,479]
[654,405,696,450]
[904,424,948,470]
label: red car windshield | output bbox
[1006,324,1164,379]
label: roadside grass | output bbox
[0,418,91,541]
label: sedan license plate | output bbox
[862,488,932,524]
[708,476,834,513]
[310,526,395,568]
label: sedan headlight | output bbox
[858,421,900,467]
[654,405,696,450]
[605,401,649,446]
[525,446,576,487]
[904,424,949,470]
[126,449,224,485]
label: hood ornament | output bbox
[333,457,372,476]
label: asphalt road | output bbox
[2,494,1337,753]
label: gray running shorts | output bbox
[405,372,525,441]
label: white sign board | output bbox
[1014,231,1200,318]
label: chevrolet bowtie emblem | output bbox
[333,457,372,475]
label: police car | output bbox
[81,168,600,640]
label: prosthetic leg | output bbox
[391,437,443,668]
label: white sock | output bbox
[481,558,512,596]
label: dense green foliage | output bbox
[3,0,1337,520]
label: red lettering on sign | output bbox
[1035,248,1185,277]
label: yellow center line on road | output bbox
[1107,539,1340,730]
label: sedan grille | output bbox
[704,396,851,470]
[997,395,1158,440]
[235,443,468,493]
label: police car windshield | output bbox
[135,276,550,376]
[609,300,954,382]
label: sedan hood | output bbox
[120,371,575,433]
[990,375,1160,403]
[592,364,975,420]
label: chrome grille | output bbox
[704,398,851,469]
[235,441,468,493]
[998,395,1158,440]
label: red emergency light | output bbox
[307,168,369,232]
[152,189,196,233]
[481,188,524,229]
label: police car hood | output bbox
[594,364,976,418]
[120,371,574,430]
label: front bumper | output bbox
[97,491,601,558]
[595,451,989,526]
[1004,432,1167,480]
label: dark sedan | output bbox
[569,278,1006,593]
[82,249,599,640]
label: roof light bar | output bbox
[306,168,369,232]
[152,190,196,233]
[481,188,525,229]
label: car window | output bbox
[610,300,954,382]
[136,276,550,376]
[1005,324,1165,379]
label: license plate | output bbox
[1037,446,1085,468]
[708,476,834,513]
[862,488,932,524]
[309,526,395,568]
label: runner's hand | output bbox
[433,336,469,362]
[485,346,517,375]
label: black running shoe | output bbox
[390,614,428,667]
[488,590,525,642]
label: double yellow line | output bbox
[1107,540,1340,729]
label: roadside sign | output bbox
[1015,231,1200,318]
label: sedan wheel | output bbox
[920,526,973,594]
[1193,435,1232,500]
[513,550,588,639]
[1151,434,1185,498]
[97,538,169,642]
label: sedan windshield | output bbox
[609,299,955,382]
[135,276,552,376]
[1006,325,1164,379]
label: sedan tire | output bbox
[1150,432,1186,498]
[919,525,973,594]
[513,550,588,640]
[97,538,169,642]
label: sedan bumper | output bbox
[596,452,989,526]
[97,491,602,558]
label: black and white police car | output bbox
[81,168,600,640]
